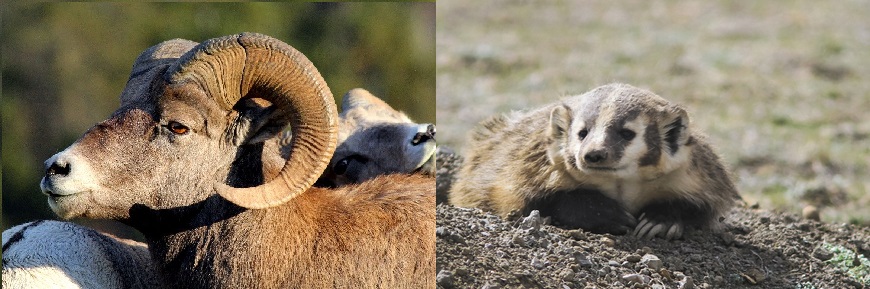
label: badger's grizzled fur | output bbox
[450,83,739,239]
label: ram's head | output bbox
[40,33,338,220]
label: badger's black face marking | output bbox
[638,121,662,167]
[663,116,684,155]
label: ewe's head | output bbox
[548,83,692,181]
[319,88,436,187]
[40,33,338,220]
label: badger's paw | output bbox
[633,213,684,240]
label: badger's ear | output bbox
[546,105,572,166]
[661,105,691,155]
[548,104,572,141]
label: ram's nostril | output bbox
[47,162,71,177]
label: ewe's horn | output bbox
[165,32,338,209]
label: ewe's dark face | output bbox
[328,123,436,186]
[40,82,246,220]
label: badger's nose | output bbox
[584,150,608,163]
[411,124,436,145]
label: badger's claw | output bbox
[633,214,684,240]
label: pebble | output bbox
[621,273,650,285]
[608,260,621,267]
[520,210,542,231]
[481,282,501,289]
[626,254,642,263]
[802,205,820,221]
[601,237,616,247]
[530,257,545,269]
[574,253,594,268]
[641,254,663,271]
[512,235,526,247]
[812,246,834,261]
[679,276,694,289]
[659,268,673,280]
[560,268,575,281]
[436,269,455,288]
[567,229,587,240]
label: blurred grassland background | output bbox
[1,2,434,232]
[437,0,870,225]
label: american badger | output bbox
[450,83,739,239]
[310,88,436,187]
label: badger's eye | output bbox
[578,129,589,140]
[167,121,189,135]
[619,129,636,141]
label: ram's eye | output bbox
[619,129,636,141]
[333,159,350,175]
[167,121,189,135]
[578,129,589,140]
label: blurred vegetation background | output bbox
[1,2,434,234]
[437,0,870,225]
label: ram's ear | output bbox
[228,98,286,146]
[548,104,572,141]
[661,104,690,155]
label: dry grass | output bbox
[437,0,870,225]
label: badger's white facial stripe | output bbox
[618,116,648,169]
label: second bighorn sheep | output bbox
[39,33,435,288]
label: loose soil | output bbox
[436,149,870,289]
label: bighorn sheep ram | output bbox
[39,33,436,288]
[2,220,159,289]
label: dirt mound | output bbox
[435,149,870,288]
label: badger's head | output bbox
[548,83,693,181]
[317,88,435,187]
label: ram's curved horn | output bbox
[165,32,338,209]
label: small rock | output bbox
[574,252,594,268]
[435,227,449,237]
[455,268,468,276]
[436,269,455,288]
[759,216,770,223]
[520,210,542,231]
[608,260,621,267]
[659,268,673,280]
[641,254,663,271]
[626,254,642,263]
[601,237,615,247]
[797,222,811,231]
[622,273,650,285]
[802,205,820,221]
[567,229,587,241]
[559,268,575,281]
[813,246,834,261]
[512,235,526,247]
[679,276,694,289]
[481,282,501,289]
[531,257,545,269]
